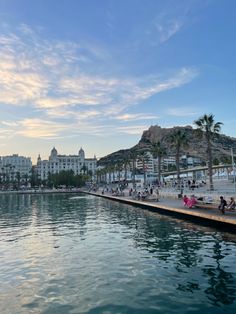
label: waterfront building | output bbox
[36,147,97,181]
[136,151,156,175]
[180,155,202,168]
[0,154,32,183]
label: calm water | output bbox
[0,193,236,314]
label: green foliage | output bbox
[167,164,177,171]
[194,114,223,190]
[47,170,88,188]
[213,158,219,165]
[30,167,40,187]
[194,114,223,140]
[220,155,231,164]
[168,129,189,188]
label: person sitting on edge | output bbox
[187,195,197,208]
[218,196,227,214]
[183,195,189,206]
[227,197,236,210]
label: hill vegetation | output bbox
[98,125,236,166]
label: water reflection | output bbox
[0,193,236,313]
[99,198,236,308]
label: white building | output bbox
[180,155,202,168]
[0,154,32,182]
[36,147,97,181]
[136,151,156,175]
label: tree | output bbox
[81,164,87,175]
[121,152,130,182]
[95,169,102,184]
[16,171,21,190]
[104,163,113,184]
[194,114,223,190]
[137,150,150,186]
[129,150,138,188]
[169,129,189,189]
[115,159,123,183]
[151,141,167,185]
[47,170,86,188]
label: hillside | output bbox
[98,125,236,165]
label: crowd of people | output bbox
[89,182,236,216]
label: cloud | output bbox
[155,19,183,43]
[167,106,200,117]
[117,125,149,135]
[0,69,48,105]
[0,23,199,141]
[0,128,13,139]
[139,0,201,47]
[1,120,19,127]
[16,118,68,138]
[115,113,158,121]
[54,67,198,113]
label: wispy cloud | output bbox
[0,23,198,140]
[0,127,13,139]
[154,19,183,43]
[139,0,201,47]
[16,118,68,138]
[117,125,149,135]
[115,113,158,121]
[167,106,200,117]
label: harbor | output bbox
[85,184,236,232]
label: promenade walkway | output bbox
[85,189,236,232]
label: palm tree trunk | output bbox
[143,160,146,186]
[158,157,161,184]
[132,159,136,188]
[207,139,214,190]
[176,148,180,189]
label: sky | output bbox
[0,0,236,163]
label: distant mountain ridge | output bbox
[98,125,236,165]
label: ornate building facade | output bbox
[36,147,97,181]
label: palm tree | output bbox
[106,163,113,185]
[95,168,103,184]
[151,141,167,185]
[121,152,130,182]
[169,129,189,189]
[115,159,123,183]
[137,150,150,186]
[129,150,138,188]
[194,114,223,190]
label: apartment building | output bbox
[0,154,32,182]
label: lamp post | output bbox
[231,147,236,192]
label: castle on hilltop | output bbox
[36,147,97,181]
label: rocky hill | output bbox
[98,125,236,165]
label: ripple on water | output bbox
[0,194,236,313]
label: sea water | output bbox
[0,193,236,313]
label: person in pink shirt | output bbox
[187,195,197,208]
[183,195,189,206]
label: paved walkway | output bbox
[85,190,236,232]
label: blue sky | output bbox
[0,0,236,163]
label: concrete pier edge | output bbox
[84,191,236,233]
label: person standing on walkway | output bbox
[218,196,227,214]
